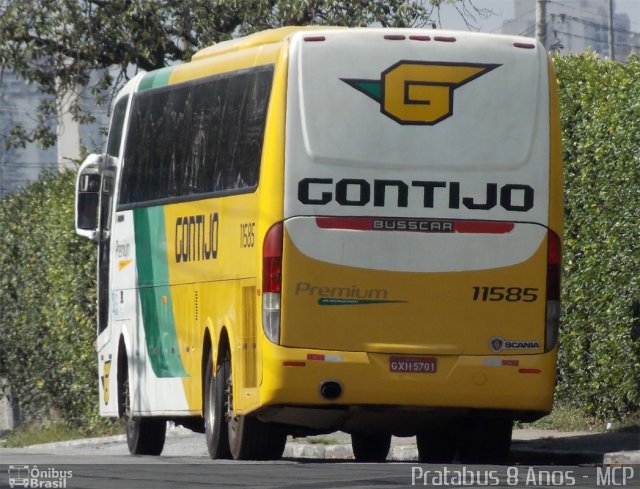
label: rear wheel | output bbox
[204,353,231,459]
[458,416,513,464]
[351,433,391,462]
[222,350,287,460]
[417,423,459,463]
[122,370,166,455]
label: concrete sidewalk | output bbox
[284,429,640,465]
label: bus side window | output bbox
[118,66,273,208]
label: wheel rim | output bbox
[205,367,215,435]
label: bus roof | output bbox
[192,26,343,61]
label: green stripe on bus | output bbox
[134,207,188,378]
[138,67,174,92]
[318,298,407,306]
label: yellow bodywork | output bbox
[140,28,563,420]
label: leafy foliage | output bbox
[0,169,100,428]
[0,0,484,149]
[554,53,640,418]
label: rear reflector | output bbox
[519,369,542,374]
[306,353,344,362]
[434,36,456,42]
[502,360,520,366]
[514,42,536,49]
[410,35,431,41]
[454,221,515,234]
[384,35,406,40]
[315,217,514,234]
[304,36,325,42]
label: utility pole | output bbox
[608,0,615,60]
[536,0,548,50]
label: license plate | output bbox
[390,356,437,373]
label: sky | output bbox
[434,0,640,35]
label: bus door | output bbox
[97,160,116,338]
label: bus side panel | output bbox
[161,193,260,414]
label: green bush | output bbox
[0,54,638,430]
[555,53,640,418]
[0,169,100,429]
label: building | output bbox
[501,0,639,60]
[0,71,108,199]
[0,71,58,199]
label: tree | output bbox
[0,0,486,149]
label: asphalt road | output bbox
[0,431,637,488]
[1,459,635,489]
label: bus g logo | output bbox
[341,61,500,125]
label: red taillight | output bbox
[263,222,283,294]
[545,230,561,352]
[547,230,561,301]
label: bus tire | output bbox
[458,416,513,464]
[223,352,287,460]
[204,354,231,459]
[351,433,391,462]
[416,424,458,463]
[123,373,166,455]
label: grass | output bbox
[0,420,124,448]
[517,403,640,433]
[304,436,342,445]
[290,435,344,445]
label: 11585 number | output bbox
[240,222,255,248]
[472,286,538,302]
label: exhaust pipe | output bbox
[319,380,343,400]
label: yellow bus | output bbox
[75,26,563,463]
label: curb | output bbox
[284,443,639,466]
[284,443,354,460]
[603,451,640,466]
[20,434,127,450]
[509,447,604,465]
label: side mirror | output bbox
[75,154,103,242]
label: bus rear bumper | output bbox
[256,343,557,431]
